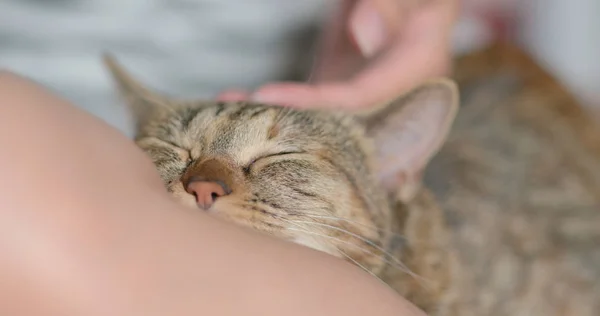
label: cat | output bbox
[103,54,459,314]
[423,42,600,315]
[102,41,600,316]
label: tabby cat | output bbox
[103,42,600,316]
[423,42,600,315]
[103,54,458,313]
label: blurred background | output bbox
[0,0,598,136]
[455,0,600,111]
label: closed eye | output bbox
[243,150,306,174]
[261,150,305,159]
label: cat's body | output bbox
[103,42,600,316]
[423,42,600,315]
[379,190,456,313]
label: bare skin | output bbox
[0,72,425,316]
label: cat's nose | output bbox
[185,178,231,210]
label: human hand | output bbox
[218,0,459,110]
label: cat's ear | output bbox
[360,78,459,202]
[102,53,173,126]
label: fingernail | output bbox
[350,1,387,57]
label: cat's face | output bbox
[135,102,394,271]
[104,55,459,275]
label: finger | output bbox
[341,2,453,107]
[252,0,455,109]
[311,0,409,83]
[370,0,417,30]
[253,23,448,108]
[348,0,389,58]
[251,43,447,110]
[349,0,421,57]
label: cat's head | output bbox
[103,55,459,274]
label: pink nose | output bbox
[185,179,231,210]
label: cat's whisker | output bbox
[285,226,385,283]
[286,225,433,292]
[338,250,386,285]
[287,219,431,286]
[286,226,410,276]
[283,218,432,288]
[225,208,433,288]
[291,220,395,259]
[295,212,411,241]
[296,212,453,253]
